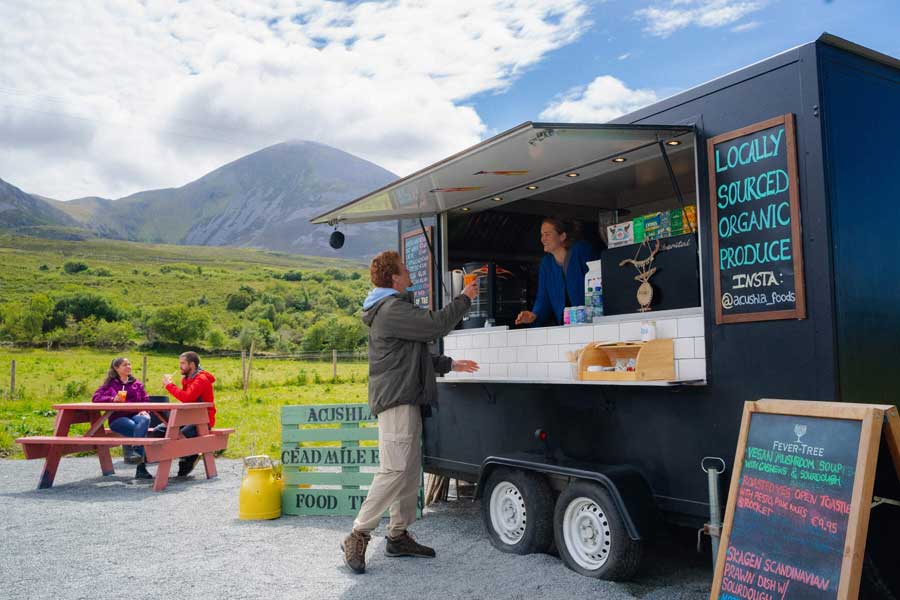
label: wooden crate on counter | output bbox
[576,339,675,381]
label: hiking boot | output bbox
[177,454,201,477]
[341,530,370,574]
[385,531,436,558]
[123,446,142,464]
[135,462,153,480]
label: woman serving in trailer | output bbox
[515,218,598,327]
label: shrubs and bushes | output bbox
[63,261,89,274]
[0,267,370,353]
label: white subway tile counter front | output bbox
[442,307,706,385]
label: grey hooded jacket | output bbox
[361,291,471,416]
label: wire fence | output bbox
[212,350,367,363]
[2,349,369,400]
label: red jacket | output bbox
[165,369,217,427]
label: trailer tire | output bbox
[554,480,643,580]
[481,468,554,555]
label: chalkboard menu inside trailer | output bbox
[707,114,806,324]
[711,400,900,600]
[402,227,434,310]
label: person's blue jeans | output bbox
[110,414,151,458]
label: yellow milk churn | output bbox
[239,455,283,520]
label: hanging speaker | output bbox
[329,230,345,249]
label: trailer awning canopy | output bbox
[310,122,693,225]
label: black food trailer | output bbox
[312,34,900,593]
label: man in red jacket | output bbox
[160,351,217,477]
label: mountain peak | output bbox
[0,141,397,258]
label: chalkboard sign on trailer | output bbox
[707,114,806,324]
[402,227,434,310]
[711,400,900,600]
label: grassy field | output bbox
[0,235,368,338]
[0,348,369,460]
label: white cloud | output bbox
[617,52,631,60]
[636,0,765,38]
[539,75,658,123]
[0,0,589,199]
[731,20,761,32]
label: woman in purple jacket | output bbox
[92,357,153,479]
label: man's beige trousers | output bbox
[353,403,421,537]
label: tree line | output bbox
[0,263,370,353]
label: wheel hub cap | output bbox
[489,481,527,545]
[563,497,611,570]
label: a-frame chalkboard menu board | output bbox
[402,226,434,310]
[707,114,806,324]
[712,400,900,600]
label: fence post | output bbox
[241,350,247,392]
[332,349,337,380]
[141,355,148,385]
[9,360,15,399]
[247,340,255,390]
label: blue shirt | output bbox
[532,240,599,326]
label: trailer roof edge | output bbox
[610,33,898,126]
[817,32,900,71]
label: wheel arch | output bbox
[476,455,658,541]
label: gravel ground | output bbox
[0,458,713,600]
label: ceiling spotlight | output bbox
[461,207,470,212]
[665,140,681,146]
[491,196,503,202]
[611,157,627,163]
[526,185,539,190]
[566,172,579,177]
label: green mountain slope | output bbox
[8,140,398,259]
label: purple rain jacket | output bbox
[91,376,150,422]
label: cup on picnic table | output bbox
[115,390,127,403]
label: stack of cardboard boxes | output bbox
[606,205,697,248]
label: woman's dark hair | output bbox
[541,217,582,249]
[104,357,129,386]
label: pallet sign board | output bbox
[281,403,423,516]
[711,400,900,600]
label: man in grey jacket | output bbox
[342,250,478,574]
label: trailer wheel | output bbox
[554,480,643,580]
[481,468,553,555]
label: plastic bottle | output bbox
[585,287,593,321]
[593,283,604,320]
[584,260,603,322]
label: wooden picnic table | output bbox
[16,402,233,492]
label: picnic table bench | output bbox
[16,402,234,492]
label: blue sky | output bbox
[1,0,897,200]
[474,0,900,133]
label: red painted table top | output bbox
[53,403,212,411]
